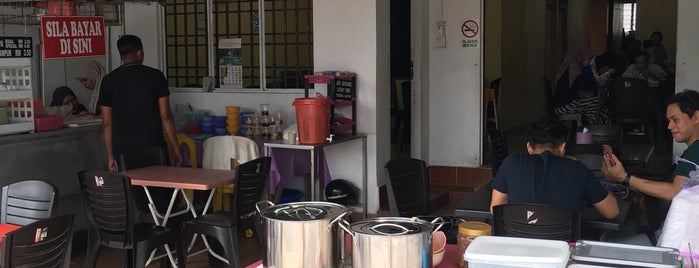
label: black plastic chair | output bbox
[492,203,581,242]
[612,78,654,143]
[486,128,509,177]
[0,214,74,268]
[183,156,272,268]
[586,124,623,145]
[384,158,430,217]
[77,169,185,268]
[0,180,57,226]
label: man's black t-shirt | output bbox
[492,151,608,210]
[98,63,170,152]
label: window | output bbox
[622,2,636,35]
[164,0,313,89]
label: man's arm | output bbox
[490,189,508,214]
[592,192,619,219]
[100,106,117,172]
[602,153,684,201]
[158,96,181,167]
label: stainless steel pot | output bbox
[256,201,351,268]
[339,217,443,268]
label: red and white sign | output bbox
[461,19,479,38]
[40,16,105,59]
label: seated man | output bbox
[621,50,668,86]
[490,117,619,219]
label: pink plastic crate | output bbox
[34,115,64,132]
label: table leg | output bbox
[362,136,367,219]
[142,186,187,267]
[310,148,316,200]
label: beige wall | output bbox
[499,0,546,130]
[484,0,502,86]
[636,0,677,61]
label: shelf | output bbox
[331,121,355,132]
[332,99,355,107]
[0,90,32,100]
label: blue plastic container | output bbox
[278,188,304,204]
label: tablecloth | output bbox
[180,134,332,195]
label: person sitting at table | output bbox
[553,50,615,125]
[621,50,667,86]
[603,89,699,201]
[490,116,619,220]
[50,86,88,115]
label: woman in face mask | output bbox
[50,86,87,115]
[74,60,106,115]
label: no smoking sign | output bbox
[461,19,479,38]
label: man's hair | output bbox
[527,116,569,148]
[636,50,650,61]
[667,89,699,117]
[117,35,143,56]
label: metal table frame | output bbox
[264,134,368,218]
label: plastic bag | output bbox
[657,157,699,254]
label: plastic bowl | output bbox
[202,121,214,128]
[214,127,227,135]
[214,116,227,122]
[201,116,214,122]
[214,121,227,128]
[432,248,445,267]
[432,231,447,253]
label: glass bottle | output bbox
[457,221,491,268]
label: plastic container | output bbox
[571,240,681,268]
[34,115,64,132]
[457,221,491,268]
[292,97,331,144]
[464,236,570,268]
[278,188,303,204]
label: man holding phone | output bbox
[602,89,699,201]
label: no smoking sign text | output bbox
[461,19,479,48]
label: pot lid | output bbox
[350,217,433,236]
[260,201,348,221]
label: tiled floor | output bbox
[69,231,263,268]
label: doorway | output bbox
[390,0,412,159]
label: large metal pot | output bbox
[256,201,351,268]
[339,217,443,268]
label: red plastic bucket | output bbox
[293,97,331,144]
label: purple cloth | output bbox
[267,147,332,195]
[179,134,332,195]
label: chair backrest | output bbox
[178,133,198,168]
[486,128,509,176]
[231,157,272,224]
[586,124,623,145]
[384,158,430,217]
[203,136,260,170]
[0,180,58,226]
[613,78,649,121]
[492,203,581,242]
[77,170,136,248]
[119,146,168,171]
[0,214,74,268]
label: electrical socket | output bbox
[435,21,446,48]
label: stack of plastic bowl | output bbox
[201,116,214,134]
[226,106,240,135]
[214,116,227,135]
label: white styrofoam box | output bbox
[464,236,570,268]
[567,264,614,268]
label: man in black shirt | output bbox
[99,34,181,171]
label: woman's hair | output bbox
[527,116,569,148]
[50,86,77,106]
[667,89,699,117]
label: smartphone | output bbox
[602,144,615,165]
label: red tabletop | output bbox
[121,165,235,190]
[244,244,461,268]
[0,223,21,248]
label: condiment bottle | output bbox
[457,221,491,268]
